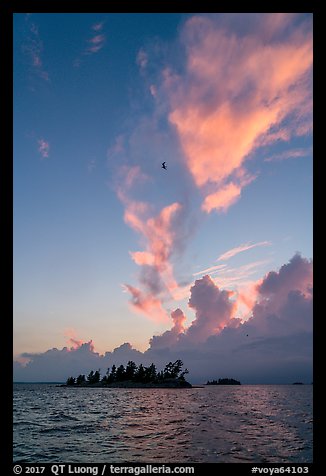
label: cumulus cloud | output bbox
[14,254,312,384]
[251,253,313,335]
[185,275,236,342]
[149,308,187,349]
[165,14,312,213]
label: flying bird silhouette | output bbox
[161,161,167,170]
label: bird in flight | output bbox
[161,161,167,170]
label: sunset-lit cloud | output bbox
[74,22,106,66]
[150,308,187,349]
[165,14,312,213]
[115,163,189,318]
[13,14,312,386]
[193,264,227,277]
[186,274,236,342]
[125,201,184,304]
[123,284,169,323]
[37,138,50,158]
[264,147,312,162]
[202,182,241,213]
[14,255,313,383]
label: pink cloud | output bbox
[193,264,227,277]
[264,147,312,162]
[37,138,50,158]
[165,14,312,213]
[202,182,241,213]
[149,308,187,349]
[249,254,313,336]
[123,284,169,323]
[115,164,188,319]
[14,254,313,384]
[217,241,272,261]
[186,274,236,342]
[125,201,183,300]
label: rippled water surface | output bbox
[13,384,312,463]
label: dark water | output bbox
[13,384,312,463]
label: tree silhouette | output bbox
[87,369,101,384]
[125,360,137,380]
[76,374,86,385]
[66,360,191,386]
[144,363,157,383]
[116,364,126,382]
[163,360,184,379]
[109,364,117,383]
[135,363,145,382]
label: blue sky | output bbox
[13,13,312,380]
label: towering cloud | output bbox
[14,254,313,384]
[250,253,313,336]
[149,308,187,349]
[186,275,236,342]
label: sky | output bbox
[13,13,313,383]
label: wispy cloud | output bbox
[193,264,227,277]
[136,49,148,70]
[37,138,50,158]
[74,22,106,66]
[92,22,104,32]
[165,14,312,213]
[217,241,272,262]
[22,15,49,82]
[212,259,272,287]
[86,34,106,54]
[264,147,312,162]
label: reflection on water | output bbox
[13,384,312,463]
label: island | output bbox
[206,378,241,385]
[63,359,192,388]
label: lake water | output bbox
[13,384,313,463]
